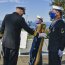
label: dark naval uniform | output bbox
[0,12,37,65]
[48,19,65,65]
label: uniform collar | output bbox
[55,18,62,22]
[51,18,62,25]
[13,12,21,16]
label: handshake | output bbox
[38,33,47,38]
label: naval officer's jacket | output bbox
[48,19,65,51]
[0,12,38,49]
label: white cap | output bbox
[52,5,64,11]
[37,15,41,19]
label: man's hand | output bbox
[39,33,47,38]
[58,49,63,57]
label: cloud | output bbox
[0,0,21,3]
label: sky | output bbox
[0,0,52,22]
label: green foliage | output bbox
[51,0,65,10]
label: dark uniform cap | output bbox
[16,7,25,14]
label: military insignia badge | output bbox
[61,28,64,34]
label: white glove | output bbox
[58,49,63,57]
[39,33,47,38]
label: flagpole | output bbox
[34,23,46,65]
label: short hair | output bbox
[56,9,62,16]
[16,7,25,14]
